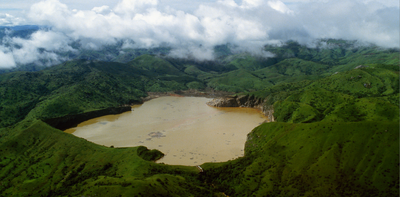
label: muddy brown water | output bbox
[65,96,267,166]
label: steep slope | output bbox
[200,63,399,196]
[203,42,398,93]
[0,60,146,127]
[268,64,399,123]
[0,56,206,128]
[0,120,212,196]
[202,121,399,196]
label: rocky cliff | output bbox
[207,95,275,122]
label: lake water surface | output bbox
[65,96,267,165]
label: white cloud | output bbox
[92,6,111,15]
[114,0,158,15]
[0,30,74,67]
[296,0,399,47]
[0,13,25,26]
[27,0,70,26]
[268,0,294,15]
[14,31,73,51]
[11,31,73,64]
[168,46,215,61]
[217,0,239,7]
[0,0,398,68]
[0,50,16,68]
[242,0,263,8]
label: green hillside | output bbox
[249,64,399,123]
[0,40,398,196]
[0,120,211,196]
[202,41,399,93]
[0,57,205,127]
[202,121,399,196]
[0,60,145,127]
[199,63,399,196]
[128,55,185,76]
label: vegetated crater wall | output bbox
[43,106,133,131]
[207,95,275,122]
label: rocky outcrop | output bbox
[207,95,275,122]
[206,96,239,107]
[236,95,263,108]
[43,106,133,131]
[206,95,263,108]
[263,105,275,122]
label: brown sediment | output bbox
[67,96,267,166]
[169,93,185,97]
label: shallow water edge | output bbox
[65,96,267,166]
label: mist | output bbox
[0,0,398,68]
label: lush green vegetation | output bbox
[0,58,204,127]
[0,40,398,196]
[199,63,399,196]
[0,120,212,196]
[202,121,399,196]
[261,64,400,123]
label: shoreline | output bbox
[143,90,274,122]
[59,92,268,166]
[43,106,134,131]
[47,89,234,131]
[142,89,235,102]
[47,88,274,135]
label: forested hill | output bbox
[250,64,399,123]
[0,40,398,196]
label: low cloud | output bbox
[1,29,74,67]
[0,0,398,68]
[10,30,74,64]
[0,50,16,68]
[0,13,25,26]
[168,46,215,61]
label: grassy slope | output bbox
[0,60,147,127]
[200,64,399,196]
[242,64,399,123]
[0,120,212,197]
[206,43,398,93]
[0,56,207,127]
[202,121,399,196]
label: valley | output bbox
[0,40,398,196]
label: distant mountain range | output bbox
[1,26,398,74]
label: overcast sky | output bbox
[1,0,398,15]
[0,0,399,68]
